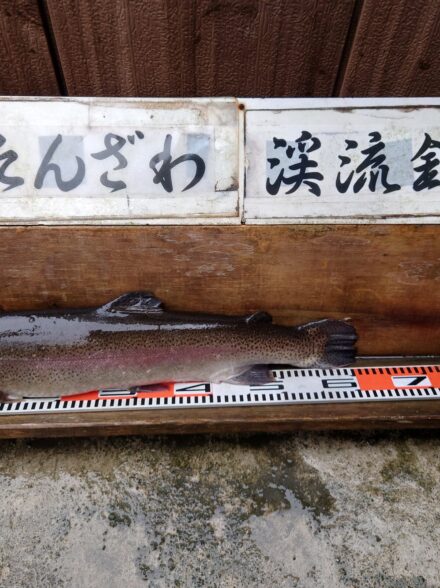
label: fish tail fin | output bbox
[298,319,358,367]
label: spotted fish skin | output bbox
[0,292,357,400]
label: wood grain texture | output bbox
[339,0,440,96]
[0,0,59,95]
[1,400,440,438]
[45,0,355,97]
[0,225,438,355]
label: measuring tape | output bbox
[1,364,439,415]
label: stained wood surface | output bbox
[45,0,355,97]
[339,0,440,96]
[1,1,439,99]
[1,400,440,438]
[0,0,59,95]
[0,225,438,356]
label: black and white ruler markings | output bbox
[1,365,440,415]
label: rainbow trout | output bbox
[0,292,357,401]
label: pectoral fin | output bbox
[0,391,20,403]
[100,292,164,314]
[224,365,275,385]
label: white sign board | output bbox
[244,98,440,223]
[0,98,239,224]
[1,97,440,224]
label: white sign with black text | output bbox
[0,97,439,224]
[244,98,440,223]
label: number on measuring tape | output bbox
[250,382,285,392]
[322,378,358,389]
[99,388,134,397]
[391,375,432,388]
[174,383,211,394]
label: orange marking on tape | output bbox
[354,367,440,390]
[62,383,174,401]
[62,390,100,401]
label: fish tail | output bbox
[298,319,358,367]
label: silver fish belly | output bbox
[0,292,357,400]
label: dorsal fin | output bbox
[99,292,164,314]
[245,311,272,324]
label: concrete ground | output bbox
[0,432,439,588]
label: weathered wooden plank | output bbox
[0,225,437,355]
[339,0,440,96]
[0,400,440,438]
[45,0,355,97]
[0,0,59,95]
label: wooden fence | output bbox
[2,0,439,97]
